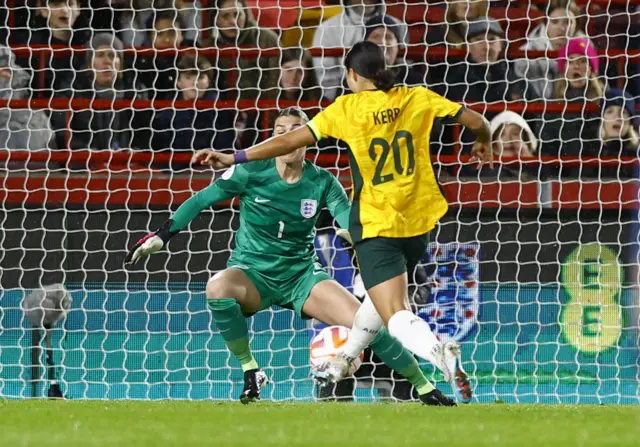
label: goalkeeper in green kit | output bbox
[125,107,457,406]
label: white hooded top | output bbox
[490,111,538,154]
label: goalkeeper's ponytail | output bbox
[345,41,396,92]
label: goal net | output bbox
[0,0,639,404]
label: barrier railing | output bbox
[0,98,601,158]
[8,44,639,61]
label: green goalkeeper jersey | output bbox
[168,159,351,274]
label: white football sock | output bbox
[341,296,384,362]
[388,310,443,367]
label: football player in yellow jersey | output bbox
[198,41,493,403]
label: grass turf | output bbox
[1,400,638,447]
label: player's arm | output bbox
[245,127,317,162]
[193,127,316,168]
[325,173,353,244]
[420,87,493,168]
[125,166,248,265]
[456,108,493,168]
[195,101,345,168]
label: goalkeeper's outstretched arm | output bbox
[125,173,242,265]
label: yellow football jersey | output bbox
[307,85,463,241]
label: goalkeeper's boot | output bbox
[419,389,457,407]
[311,353,351,385]
[443,341,472,404]
[240,369,268,405]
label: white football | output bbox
[310,326,364,377]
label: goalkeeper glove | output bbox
[125,220,177,266]
[336,228,353,246]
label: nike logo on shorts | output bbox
[254,197,270,203]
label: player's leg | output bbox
[303,279,383,359]
[356,236,472,403]
[302,279,454,406]
[206,268,267,403]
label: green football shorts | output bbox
[226,259,331,319]
[354,233,430,290]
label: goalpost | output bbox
[0,0,638,404]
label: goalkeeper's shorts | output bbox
[226,259,331,319]
[354,233,430,290]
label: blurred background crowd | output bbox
[0,0,639,178]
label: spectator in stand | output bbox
[438,18,515,104]
[599,89,640,157]
[538,38,603,157]
[205,0,280,100]
[466,111,541,179]
[135,7,195,100]
[114,0,201,47]
[16,0,90,97]
[513,0,586,100]
[277,48,323,103]
[0,46,54,150]
[491,111,538,160]
[151,54,235,152]
[365,15,425,87]
[554,37,604,102]
[202,0,280,148]
[312,0,407,100]
[56,33,151,151]
[426,0,489,46]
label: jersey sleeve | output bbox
[417,87,464,120]
[169,165,249,232]
[324,173,351,229]
[307,97,348,141]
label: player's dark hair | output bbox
[344,41,396,92]
[276,107,310,124]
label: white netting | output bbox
[0,0,639,403]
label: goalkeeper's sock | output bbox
[208,298,258,372]
[341,296,384,362]
[369,329,435,396]
[388,310,443,368]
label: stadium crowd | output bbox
[0,0,639,178]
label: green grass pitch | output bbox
[1,400,638,447]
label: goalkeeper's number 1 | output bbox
[277,221,285,239]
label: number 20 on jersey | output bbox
[368,131,416,185]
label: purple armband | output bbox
[234,150,249,164]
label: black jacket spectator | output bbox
[538,38,605,159]
[54,34,151,150]
[435,18,515,105]
[537,105,600,158]
[277,47,324,104]
[151,53,235,152]
[152,91,235,152]
[134,8,196,100]
[13,0,91,97]
[596,89,640,177]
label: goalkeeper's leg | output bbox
[206,268,268,404]
[303,279,455,406]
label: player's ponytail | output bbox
[345,41,396,92]
[371,69,396,92]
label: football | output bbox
[310,326,364,377]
